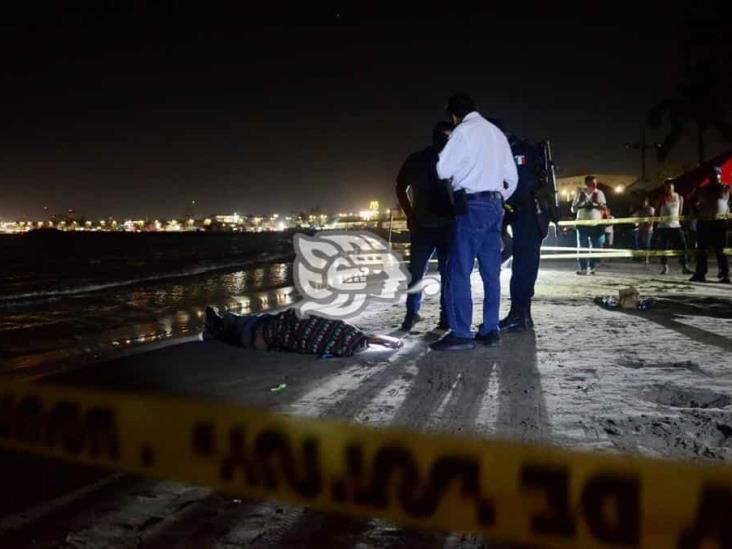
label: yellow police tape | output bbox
[557,213,732,227]
[2,381,732,547]
[540,247,732,261]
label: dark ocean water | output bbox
[0,232,298,372]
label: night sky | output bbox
[1,2,729,220]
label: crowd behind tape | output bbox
[548,213,730,261]
[1,382,731,547]
[557,213,732,227]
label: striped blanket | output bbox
[260,309,368,357]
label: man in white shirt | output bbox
[570,175,607,275]
[430,94,518,351]
[656,180,692,275]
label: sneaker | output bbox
[576,270,588,276]
[689,274,707,283]
[475,330,501,346]
[429,333,476,351]
[660,265,669,275]
[588,268,596,275]
[401,313,422,331]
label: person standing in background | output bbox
[632,196,655,265]
[603,210,615,248]
[395,121,455,331]
[430,94,518,351]
[691,166,731,284]
[656,180,693,275]
[571,176,607,275]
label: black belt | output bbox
[465,191,503,200]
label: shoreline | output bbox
[3,334,202,382]
[3,285,302,382]
[0,252,295,306]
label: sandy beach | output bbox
[2,261,731,547]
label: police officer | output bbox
[497,125,550,332]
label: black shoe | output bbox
[689,275,707,283]
[498,309,519,329]
[475,330,500,346]
[501,304,534,331]
[721,277,731,284]
[401,313,422,331]
[436,318,450,331]
[430,333,476,351]
[500,315,532,333]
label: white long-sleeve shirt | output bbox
[436,112,518,199]
[571,188,607,221]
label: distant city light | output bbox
[0,203,408,235]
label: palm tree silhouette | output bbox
[648,62,732,165]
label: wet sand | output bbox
[1,262,731,547]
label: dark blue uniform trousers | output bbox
[406,225,451,323]
[509,209,543,311]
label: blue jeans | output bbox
[406,225,452,324]
[576,226,605,270]
[445,195,504,338]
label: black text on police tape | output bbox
[3,390,732,546]
[191,420,731,545]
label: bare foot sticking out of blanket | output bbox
[367,334,404,350]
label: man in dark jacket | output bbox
[395,121,454,330]
[691,166,731,284]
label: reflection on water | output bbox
[0,262,295,372]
